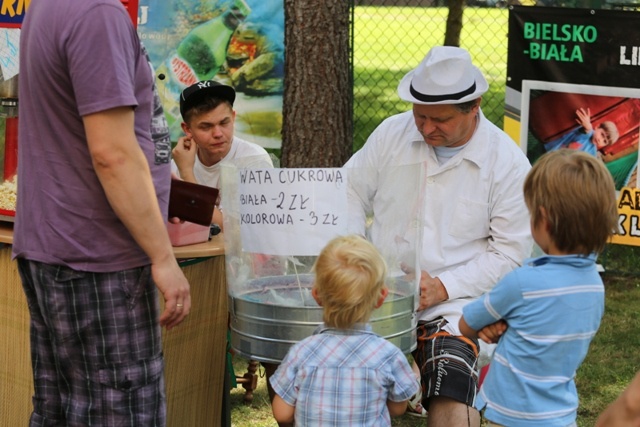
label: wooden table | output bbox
[0,223,229,426]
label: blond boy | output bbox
[270,235,419,426]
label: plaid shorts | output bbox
[412,318,479,409]
[17,259,166,427]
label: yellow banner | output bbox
[611,186,640,246]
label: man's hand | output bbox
[477,320,507,344]
[417,271,448,310]
[172,136,197,182]
[575,107,593,133]
[400,264,448,310]
[152,256,191,330]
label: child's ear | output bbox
[375,287,389,309]
[538,206,548,219]
[539,206,552,231]
[311,287,322,306]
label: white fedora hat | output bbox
[397,46,488,105]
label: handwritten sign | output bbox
[238,168,348,256]
[611,186,640,247]
[0,27,18,80]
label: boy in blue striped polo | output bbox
[270,235,418,426]
[459,149,618,427]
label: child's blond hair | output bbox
[312,234,387,329]
[524,149,618,255]
[599,121,619,146]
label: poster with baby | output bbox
[506,6,640,245]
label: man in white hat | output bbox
[345,46,532,426]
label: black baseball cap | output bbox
[179,80,236,119]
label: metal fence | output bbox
[350,0,635,152]
[350,1,511,151]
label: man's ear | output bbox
[375,287,389,309]
[311,287,322,306]
[472,97,482,113]
[181,121,192,137]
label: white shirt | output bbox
[345,109,532,333]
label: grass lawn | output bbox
[229,270,640,426]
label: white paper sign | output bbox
[0,28,20,81]
[238,168,348,256]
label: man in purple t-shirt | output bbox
[13,0,190,425]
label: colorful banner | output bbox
[505,6,640,246]
[0,0,29,28]
[137,0,284,149]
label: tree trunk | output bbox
[444,0,464,46]
[281,0,352,168]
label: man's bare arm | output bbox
[84,106,190,329]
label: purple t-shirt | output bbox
[13,0,171,272]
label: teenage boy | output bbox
[171,80,273,225]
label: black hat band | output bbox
[409,81,477,103]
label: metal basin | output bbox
[229,274,416,363]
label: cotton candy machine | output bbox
[229,273,416,363]
[221,163,425,364]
